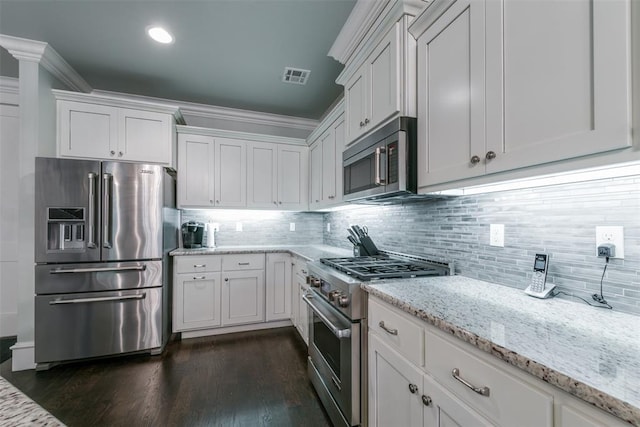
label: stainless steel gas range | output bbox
[304,251,453,427]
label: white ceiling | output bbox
[0,0,356,120]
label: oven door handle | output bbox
[302,294,351,339]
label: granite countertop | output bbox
[363,276,640,426]
[0,377,65,426]
[170,244,353,262]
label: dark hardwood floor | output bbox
[0,327,332,427]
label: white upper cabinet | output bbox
[410,0,632,189]
[338,14,417,146]
[178,126,307,211]
[177,133,247,208]
[307,102,345,210]
[54,90,181,167]
[178,133,215,207]
[247,142,309,210]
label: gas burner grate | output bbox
[320,256,447,280]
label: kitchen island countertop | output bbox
[170,244,353,262]
[363,276,640,426]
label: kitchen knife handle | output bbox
[103,173,112,249]
[87,172,97,249]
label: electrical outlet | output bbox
[235,222,243,232]
[327,223,331,233]
[489,224,504,247]
[289,222,296,232]
[595,226,624,258]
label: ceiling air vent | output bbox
[282,67,311,85]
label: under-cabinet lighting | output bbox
[429,161,640,196]
[147,26,174,44]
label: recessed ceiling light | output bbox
[147,26,174,44]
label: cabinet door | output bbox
[321,129,336,203]
[332,117,345,204]
[265,253,292,321]
[247,142,278,208]
[416,0,486,187]
[173,272,222,332]
[422,374,492,427]
[484,0,631,173]
[277,145,308,210]
[119,108,172,164]
[344,66,368,144]
[177,133,215,208]
[309,141,323,208]
[290,269,299,326]
[369,333,423,427]
[368,22,400,128]
[221,269,265,326]
[214,138,246,207]
[58,101,118,160]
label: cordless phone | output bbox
[524,253,556,298]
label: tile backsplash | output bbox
[181,210,324,247]
[323,175,640,315]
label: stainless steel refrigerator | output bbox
[34,157,179,369]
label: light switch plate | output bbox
[289,222,296,232]
[327,223,331,232]
[490,224,504,247]
[235,222,243,232]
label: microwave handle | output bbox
[375,147,386,185]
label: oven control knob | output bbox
[328,290,342,302]
[338,295,350,307]
[310,277,321,288]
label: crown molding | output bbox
[176,125,307,146]
[329,0,427,65]
[0,76,19,105]
[93,89,318,133]
[306,98,345,143]
[55,89,185,123]
[408,0,456,38]
[0,34,92,93]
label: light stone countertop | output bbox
[0,376,65,426]
[170,244,353,262]
[362,276,640,426]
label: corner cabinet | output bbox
[177,126,308,211]
[54,90,182,167]
[409,0,632,189]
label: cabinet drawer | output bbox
[174,255,221,274]
[425,329,553,427]
[222,254,265,271]
[368,298,423,367]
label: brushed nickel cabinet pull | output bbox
[470,155,481,165]
[379,320,398,335]
[452,368,490,396]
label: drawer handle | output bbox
[193,276,206,280]
[408,383,418,394]
[452,368,490,397]
[378,320,398,336]
[193,264,206,268]
[238,262,250,266]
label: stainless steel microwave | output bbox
[343,117,418,203]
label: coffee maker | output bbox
[181,221,204,248]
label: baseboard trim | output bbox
[180,319,293,339]
[10,340,35,371]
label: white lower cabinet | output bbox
[368,296,629,427]
[291,256,309,345]
[265,253,292,321]
[221,269,265,326]
[173,273,222,332]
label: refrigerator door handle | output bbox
[103,173,112,249]
[49,293,146,305]
[49,265,147,274]
[87,172,97,249]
